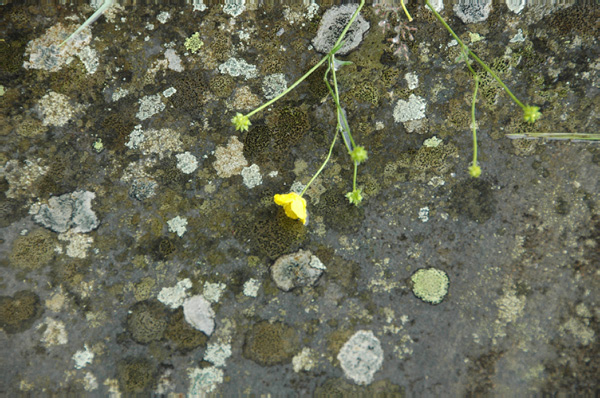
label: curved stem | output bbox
[424,0,525,109]
[301,131,338,196]
[247,55,329,119]
[247,0,365,120]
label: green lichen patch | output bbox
[164,309,208,352]
[250,208,307,260]
[268,106,311,151]
[410,268,449,305]
[9,228,56,271]
[0,39,26,77]
[412,142,459,175]
[0,290,44,334]
[126,301,168,344]
[209,74,235,99]
[117,357,156,393]
[243,321,300,366]
[545,6,600,38]
[170,70,209,115]
[315,377,405,398]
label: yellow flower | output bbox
[231,113,251,132]
[274,192,307,224]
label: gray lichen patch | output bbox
[136,94,166,121]
[37,91,79,127]
[30,190,99,234]
[271,249,326,291]
[337,330,384,385]
[312,4,370,55]
[213,136,248,178]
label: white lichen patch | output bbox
[243,278,260,297]
[405,72,419,90]
[111,87,129,102]
[223,2,245,17]
[157,278,192,309]
[204,343,232,367]
[496,289,525,324]
[136,94,165,121]
[203,281,226,303]
[176,152,198,174]
[418,207,429,223]
[423,136,443,148]
[0,159,49,199]
[183,295,215,335]
[219,57,258,80]
[38,317,68,347]
[188,366,224,394]
[213,136,248,178]
[38,91,78,127]
[31,190,99,234]
[167,216,188,237]
[46,289,67,312]
[163,87,176,98]
[77,46,99,74]
[262,73,288,100]
[165,48,183,72]
[23,22,92,72]
[58,230,94,258]
[293,347,316,373]
[241,164,262,188]
[81,372,98,391]
[338,330,383,385]
[393,94,427,123]
[126,126,183,159]
[560,318,595,345]
[72,345,94,369]
[157,11,171,23]
[231,86,261,111]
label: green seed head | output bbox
[523,105,541,124]
[349,146,368,164]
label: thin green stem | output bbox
[424,0,525,109]
[352,161,358,191]
[332,0,365,52]
[471,77,479,166]
[301,131,338,196]
[247,56,329,119]
[330,56,356,149]
[247,0,365,120]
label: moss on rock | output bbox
[0,290,44,334]
[243,321,299,366]
[252,208,306,260]
[126,301,168,344]
[9,228,55,271]
[209,74,235,98]
[164,309,208,352]
[117,357,156,393]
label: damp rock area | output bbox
[0,1,599,396]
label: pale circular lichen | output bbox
[410,268,449,304]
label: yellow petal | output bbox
[289,197,307,222]
[274,193,295,205]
